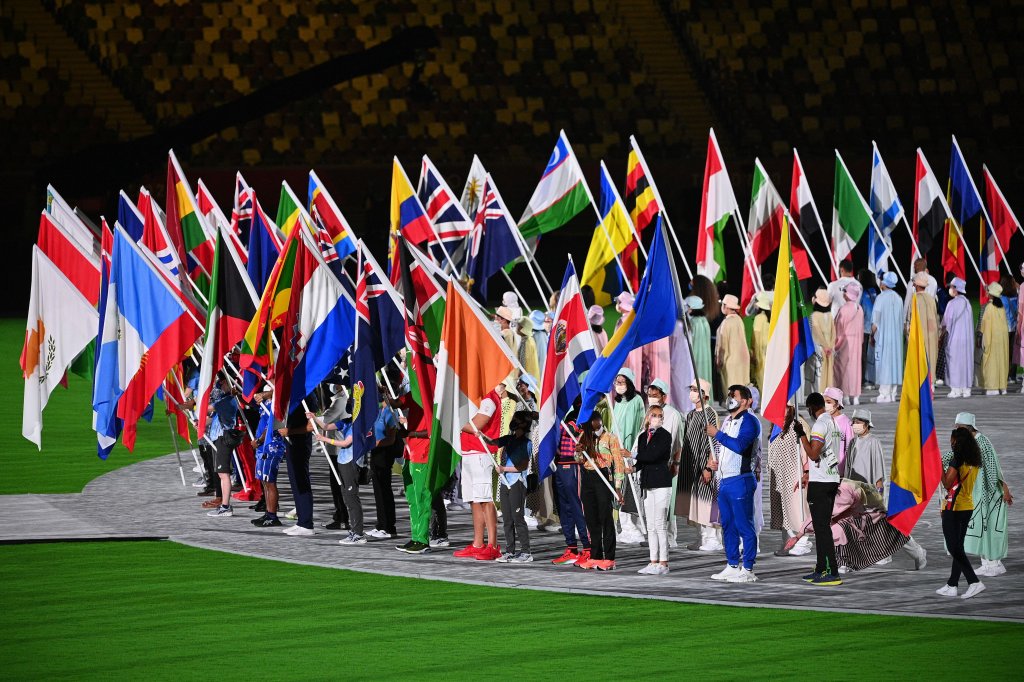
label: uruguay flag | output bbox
[537,260,597,479]
[578,217,677,423]
[94,225,204,452]
[868,143,904,275]
[272,226,357,420]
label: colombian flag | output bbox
[390,157,435,247]
[888,292,943,535]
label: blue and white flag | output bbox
[466,173,523,302]
[868,142,904,275]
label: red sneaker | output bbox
[453,544,485,558]
[476,545,502,561]
[573,549,592,568]
[552,548,579,565]
[594,559,616,571]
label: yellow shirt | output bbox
[944,463,978,512]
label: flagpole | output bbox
[487,174,555,308]
[953,136,1013,277]
[783,206,829,285]
[628,135,694,279]
[948,216,985,283]
[731,209,765,292]
[166,413,188,487]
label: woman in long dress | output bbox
[687,295,714,404]
[833,283,864,403]
[612,368,646,543]
[942,278,975,398]
[749,293,771,390]
[675,379,721,550]
[588,305,608,356]
[716,294,749,397]
[810,288,836,393]
[979,283,1010,395]
[767,405,811,556]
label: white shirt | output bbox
[808,413,841,483]
[828,277,861,316]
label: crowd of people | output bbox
[179,260,1021,601]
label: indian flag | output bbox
[760,216,815,429]
[518,130,592,240]
[831,150,873,270]
[426,280,517,494]
[696,129,738,283]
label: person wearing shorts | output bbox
[452,387,504,561]
[252,393,286,527]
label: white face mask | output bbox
[689,388,703,406]
[614,384,627,395]
[647,395,661,406]
[649,417,663,429]
[593,425,605,436]
[852,422,866,435]
[825,402,837,415]
[726,398,740,412]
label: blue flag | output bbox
[466,174,523,302]
[117,191,145,242]
[949,137,983,227]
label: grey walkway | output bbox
[3,390,1023,622]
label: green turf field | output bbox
[3,319,180,495]
[1,541,1020,680]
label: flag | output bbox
[760,217,816,428]
[578,217,677,421]
[696,129,738,283]
[391,157,436,248]
[246,189,284,294]
[913,149,953,262]
[625,141,661,236]
[789,149,821,281]
[580,161,637,306]
[92,221,120,458]
[280,180,343,280]
[166,151,216,278]
[537,260,597,479]
[983,166,1019,266]
[232,172,254,246]
[832,150,873,270]
[308,170,358,260]
[138,186,184,279]
[21,247,98,448]
[46,184,101,261]
[742,159,787,309]
[195,224,260,434]
[946,137,981,280]
[197,178,246,262]
[272,227,356,419]
[351,243,406,463]
[117,190,145,242]
[427,279,517,494]
[888,292,943,535]
[460,154,487,217]
[35,211,100,307]
[418,155,472,264]
[868,142,905,276]
[465,173,523,302]
[101,225,204,450]
[518,130,591,240]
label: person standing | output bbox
[614,293,644,386]
[588,305,608,355]
[677,379,722,551]
[871,272,904,403]
[903,258,939,314]
[495,412,536,563]
[576,413,626,571]
[823,387,853,475]
[550,405,592,567]
[937,427,985,599]
[705,385,761,583]
[251,390,286,528]
[942,277,975,398]
[635,405,674,575]
[795,392,843,586]
[515,315,541,381]
[686,295,714,404]
[767,405,811,556]
[810,289,836,393]
[611,368,646,544]
[827,259,861,315]
[951,413,1014,578]
[834,283,864,404]
[529,310,550,377]
[365,401,400,540]
[749,292,771,391]
[910,272,940,380]
[858,270,879,389]
[495,306,519,357]
[716,295,750,400]
[203,375,241,518]
[979,283,1010,395]
[845,409,885,492]
[281,396,317,536]
[1015,264,1024,387]
[646,379,683,548]
[453,388,503,560]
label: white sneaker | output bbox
[874,556,893,566]
[656,564,670,575]
[638,563,657,575]
[904,539,927,570]
[524,514,539,529]
[789,536,812,556]
[838,565,851,574]
[727,568,758,583]
[699,541,725,552]
[511,552,534,563]
[495,552,516,563]
[988,560,1006,576]
[852,396,860,405]
[961,582,986,600]
[985,389,999,396]
[284,525,314,536]
[366,529,392,539]
[429,537,450,548]
[935,379,945,387]
[284,508,298,520]
[206,505,233,517]
[711,565,742,581]
[936,584,958,597]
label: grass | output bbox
[2,319,188,494]
[2,541,1021,681]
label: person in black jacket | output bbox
[634,405,674,575]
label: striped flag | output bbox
[789,149,822,281]
[518,130,591,240]
[696,129,738,283]
[460,154,487,217]
[580,161,637,305]
[165,151,216,278]
[391,157,436,248]
[983,166,1020,263]
[868,142,904,275]
[832,150,872,271]
[945,137,981,281]
[308,170,358,260]
[742,159,787,309]
[418,155,472,265]
[912,149,953,262]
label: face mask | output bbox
[649,417,663,429]
[825,403,837,414]
[614,384,627,395]
[647,395,661,406]
[852,423,866,435]
[593,425,605,436]
[726,398,740,411]
[543,320,553,332]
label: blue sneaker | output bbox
[802,571,821,582]
[811,572,843,586]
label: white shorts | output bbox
[460,452,495,503]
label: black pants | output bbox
[581,468,615,561]
[500,480,530,554]
[942,509,979,586]
[807,481,839,575]
[370,451,397,534]
[284,434,314,529]
[429,490,447,540]
[199,443,215,488]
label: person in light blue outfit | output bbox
[870,272,904,403]
[858,270,878,387]
[529,310,550,377]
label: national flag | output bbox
[100,225,204,450]
[138,186,183,279]
[945,137,982,281]
[742,159,788,309]
[580,161,638,306]
[625,142,661,237]
[460,154,487,217]
[21,247,98,448]
[46,184,101,261]
[789,149,822,281]
[35,211,100,307]
[913,149,954,263]
[696,129,738,283]
[465,173,523,302]
[888,292,943,535]
[983,166,1020,266]
[272,227,357,419]
[426,279,518,494]
[351,243,406,462]
[195,224,260,434]
[92,220,120,458]
[868,142,905,276]
[197,178,247,262]
[760,217,816,428]
[246,189,284,295]
[418,155,472,264]
[832,150,873,271]
[391,157,437,248]
[162,363,191,446]
[578,217,677,421]
[165,151,216,278]
[231,172,254,246]
[280,180,343,281]
[117,190,145,242]
[518,130,592,240]
[308,170,358,260]
[537,260,597,479]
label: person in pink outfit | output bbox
[614,292,643,384]
[833,282,864,403]
[588,305,608,356]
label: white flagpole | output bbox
[629,135,694,279]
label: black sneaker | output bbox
[802,571,822,582]
[811,572,842,586]
[323,520,344,530]
[397,541,430,554]
[250,500,266,512]
[250,514,268,526]
[253,515,283,527]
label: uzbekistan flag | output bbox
[518,129,591,240]
[760,216,815,429]
[696,128,738,283]
[537,260,597,479]
[888,292,943,536]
